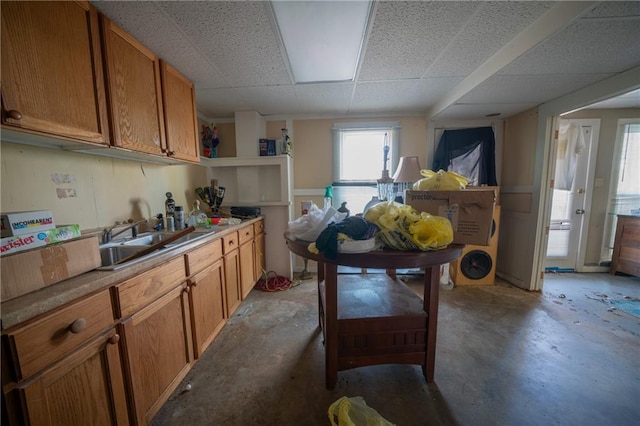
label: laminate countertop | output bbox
[1,218,262,330]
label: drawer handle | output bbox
[6,110,22,120]
[108,334,120,345]
[68,318,87,334]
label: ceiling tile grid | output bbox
[234,85,299,116]
[358,1,480,81]
[293,83,354,115]
[424,1,556,78]
[155,1,291,87]
[500,18,640,76]
[88,1,640,120]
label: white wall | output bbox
[0,142,207,231]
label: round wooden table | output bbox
[285,235,463,389]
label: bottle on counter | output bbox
[175,206,185,230]
[188,200,208,228]
[323,185,333,210]
[165,192,175,221]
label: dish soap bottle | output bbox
[188,200,208,228]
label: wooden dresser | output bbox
[610,215,640,277]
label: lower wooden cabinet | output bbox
[189,259,226,357]
[120,284,193,425]
[16,328,129,426]
[1,218,267,425]
[254,224,265,281]
[222,232,242,317]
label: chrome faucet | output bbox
[102,219,148,244]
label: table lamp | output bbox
[376,133,395,201]
[392,156,422,203]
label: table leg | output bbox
[423,265,440,383]
[324,262,338,389]
[317,261,325,333]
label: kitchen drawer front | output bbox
[115,256,186,317]
[254,220,264,235]
[222,232,239,255]
[238,224,255,245]
[6,289,114,380]
[185,238,223,276]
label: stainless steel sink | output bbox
[99,245,150,270]
[121,233,170,246]
[97,230,214,270]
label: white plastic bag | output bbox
[287,202,346,242]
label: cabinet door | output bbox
[223,249,241,317]
[100,16,166,156]
[1,1,109,144]
[160,61,200,163]
[20,329,128,426]
[121,284,193,425]
[254,230,265,281]
[189,259,226,357]
[239,240,255,300]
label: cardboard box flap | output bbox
[405,190,496,246]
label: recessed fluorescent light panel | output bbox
[271,1,373,84]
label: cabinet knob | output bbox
[183,285,191,293]
[107,334,120,345]
[6,110,22,120]
[68,318,87,334]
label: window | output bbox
[601,121,640,262]
[332,122,400,213]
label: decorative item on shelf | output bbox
[259,138,277,156]
[201,124,220,158]
[281,128,293,157]
[393,156,423,203]
[377,132,394,201]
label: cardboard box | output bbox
[1,210,55,237]
[1,236,101,302]
[405,190,496,246]
[0,225,82,256]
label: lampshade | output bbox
[392,156,422,182]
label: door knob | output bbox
[575,209,585,215]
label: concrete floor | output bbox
[152,272,640,426]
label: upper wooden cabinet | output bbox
[1,1,201,165]
[161,61,200,163]
[100,15,166,157]
[0,1,110,145]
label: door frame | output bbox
[544,118,601,271]
[531,67,640,291]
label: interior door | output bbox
[545,119,600,271]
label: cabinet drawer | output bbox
[238,225,255,245]
[185,238,222,276]
[222,232,239,254]
[115,256,186,317]
[6,289,114,380]
[254,220,264,235]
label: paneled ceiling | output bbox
[91,1,640,121]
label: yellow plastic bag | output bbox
[328,396,395,426]
[364,201,453,250]
[413,169,469,190]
